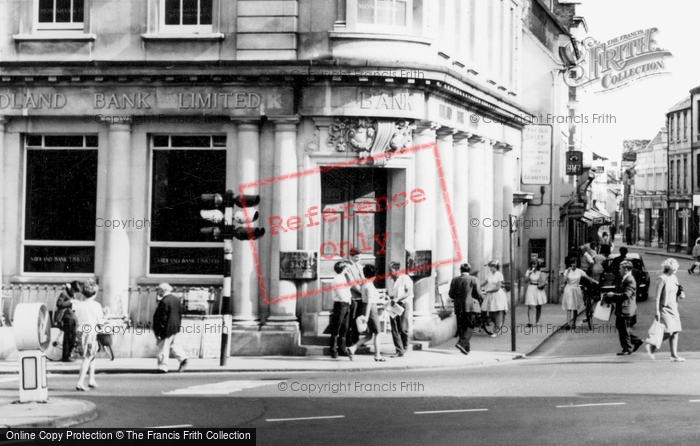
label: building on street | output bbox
[666,96,692,253]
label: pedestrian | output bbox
[55,281,81,362]
[646,259,685,361]
[153,283,188,373]
[599,232,612,256]
[344,248,365,347]
[579,244,595,272]
[481,260,508,337]
[449,263,483,355]
[625,225,632,245]
[524,260,547,328]
[347,265,385,362]
[72,279,103,391]
[329,261,352,360]
[561,257,598,329]
[387,261,413,357]
[688,238,700,274]
[604,260,643,355]
[610,225,617,242]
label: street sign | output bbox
[566,151,583,176]
[567,204,585,218]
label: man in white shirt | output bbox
[388,261,414,357]
[329,261,352,359]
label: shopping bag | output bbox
[384,301,404,318]
[355,315,368,334]
[645,320,665,349]
[593,301,613,321]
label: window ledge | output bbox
[329,31,432,45]
[141,33,225,41]
[10,275,96,284]
[136,276,223,286]
[13,33,96,42]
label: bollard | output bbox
[13,303,51,403]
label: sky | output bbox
[575,0,700,161]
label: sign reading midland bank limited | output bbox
[0,86,293,116]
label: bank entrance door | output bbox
[320,168,388,304]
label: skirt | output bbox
[524,285,547,306]
[360,302,381,335]
[482,289,508,312]
[561,285,584,311]
[661,305,682,333]
[78,330,99,358]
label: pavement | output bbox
[0,301,573,428]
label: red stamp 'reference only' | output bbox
[237,142,461,305]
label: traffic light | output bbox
[200,193,227,241]
[232,194,265,241]
[200,191,265,241]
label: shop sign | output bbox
[279,251,318,280]
[679,209,691,218]
[567,204,585,219]
[522,125,552,185]
[0,87,294,116]
[405,250,432,277]
[566,151,583,175]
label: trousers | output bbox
[156,335,187,371]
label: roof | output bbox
[667,96,691,113]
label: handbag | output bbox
[593,301,613,321]
[355,315,368,334]
[645,320,665,349]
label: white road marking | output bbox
[556,403,626,408]
[146,425,194,428]
[163,380,283,395]
[0,377,18,383]
[266,415,345,422]
[689,400,700,403]
[415,409,489,414]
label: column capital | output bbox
[453,132,473,143]
[436,127,457,139]
[467,134,487,146]
[493,142,512,153]
[269,115,301,125]
[230,118,260,126]
[108,118,132,130]
[0,116,8,127]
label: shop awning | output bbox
[583,207,612,225]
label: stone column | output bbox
[452,132,471,276]
[412,122,438,321]
[492,143,506,263]
[0,117,5,285]
[263,117,300,330]
[102,120,132,314]
[435,127,456,287]
[467,135,485,271]
[232,120,262,327]
[501,145,515,270]
[481,138,495,263]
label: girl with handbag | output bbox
[481,260,508,337]
[646,258,685,361]
[524,261,547,328]
[347,265,386,362]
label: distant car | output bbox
[603,253,650,302]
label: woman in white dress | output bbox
[646,258,685,361]
[481,260,508,337]
[561,257,598,329]
[524,260,547,328]
[72,279,104,391]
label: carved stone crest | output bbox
[327,117,414,166]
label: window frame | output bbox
[147,134,226,278]
[347,0,413,34]
[159,0,214,34]
[34,0,85,31]
[21,134,98,276]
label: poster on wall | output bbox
[279,251,318,280]
[406,250,432,277]
[522,124,552,185]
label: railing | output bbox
[0,285,222,329]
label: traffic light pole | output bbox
[220,239,232,366]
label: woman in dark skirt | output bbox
[348,265,385,362]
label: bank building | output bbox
[0,0,588,357]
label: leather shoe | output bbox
[455,344,469,355]
[391,352,404,358]
[177,359,188,373]
[616,351,631,356]
[330,352,338,359]
[632,340,643,353]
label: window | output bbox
[161,0,213,33]
[683,156,687,191]
[683,111,688,140]
[149,134,227,276]
[353,0,412,30]
[23,135,98,274]
[670,160,674,192]
[36,0,84,30]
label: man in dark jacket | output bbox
[604,261,642,355]
[153,283,188,373]
[55,281,81,362]
[449,263,483,355]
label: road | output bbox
[2,246,698,445]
